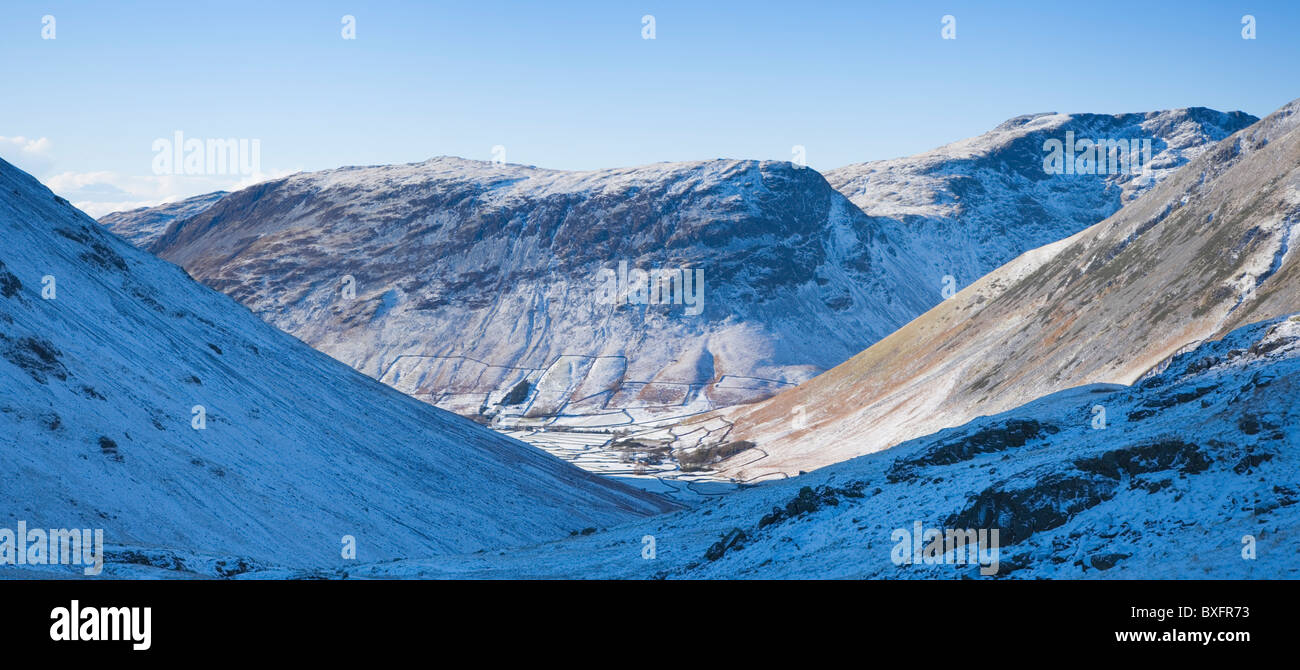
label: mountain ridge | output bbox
[98,107,1257,481]
[108,157,941,435]
[694,98,1299,480]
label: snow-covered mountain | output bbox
[97,111,1245,479]
[0,157,673,571]
[825,107,1256,291]
[97,191,227,248]
[288,313,1300,579]
[107,158,943,432]
[684,98,1300,480]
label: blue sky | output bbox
[2,0,1298,215]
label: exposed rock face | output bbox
[111,158,943,427]
[825,107,1257,292]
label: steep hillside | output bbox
[98,191,227,248]
[286,314,1300,579]
[825,108,1256,288]
[693,99,1300,480]
[123,158,940,430]
[0,158,673,570]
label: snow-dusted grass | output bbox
[0,158,675,572]
[320,314,1300,579]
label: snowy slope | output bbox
[825,108,1256,289]
[286,314,1300,579]
[0,157,674,571]
[102,111,1248,437]
[112,158,941,432]
[98,191,227,248]
[692,98,1300,480]
[96,114,1240,482]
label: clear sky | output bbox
[2,0,1298,216]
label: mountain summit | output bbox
[109,157,942,429]
[825,107,1257,292]
[103,110,1251,433]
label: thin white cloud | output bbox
[4,133,299,218]
[44,170,123,191]
[0,135,55,175]
[47,168,298,219]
